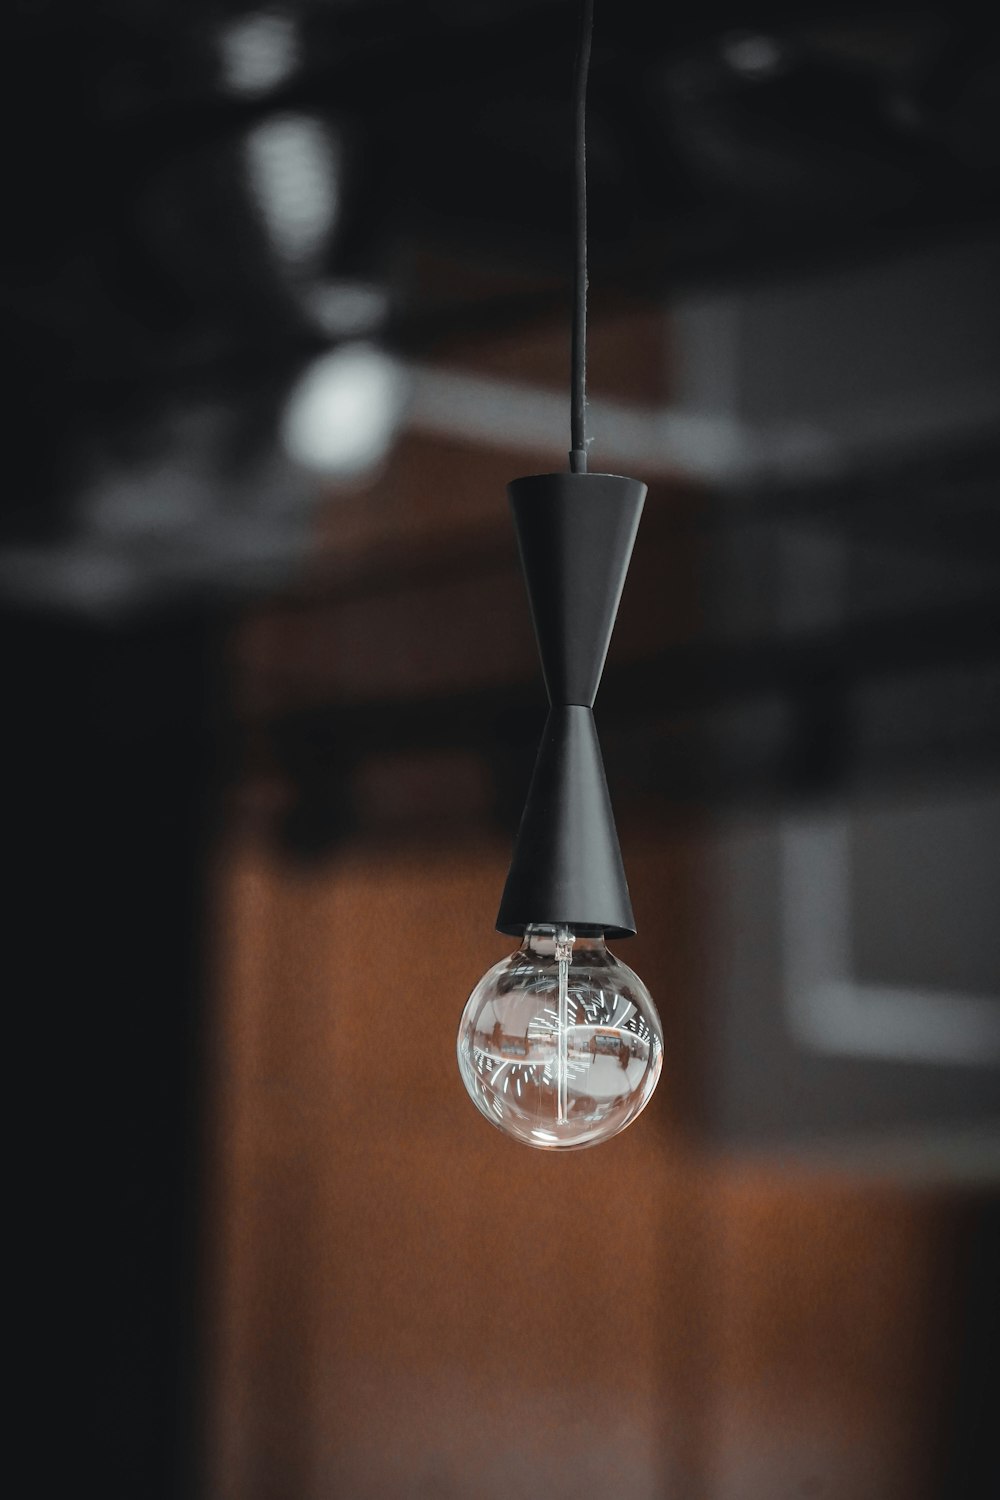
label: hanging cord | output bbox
[569,0,595,474]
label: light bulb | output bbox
[457,925,663,1150]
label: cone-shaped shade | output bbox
[508,472,646,707]
[496,706,635,938]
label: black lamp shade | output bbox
[496,471,646,938]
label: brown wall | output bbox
[205,831,954,1500]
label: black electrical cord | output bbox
[569,0,594,474]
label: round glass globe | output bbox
[457,924,663,1150]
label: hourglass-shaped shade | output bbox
[496,471,646,938]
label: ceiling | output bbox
[3,1,999,599]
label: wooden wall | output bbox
[204,831,956,1500]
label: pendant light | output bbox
[457,0,663,1150]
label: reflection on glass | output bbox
[457,925,663,1150]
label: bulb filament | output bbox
[555,926,573,1124]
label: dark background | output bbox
[6,3,999,1497]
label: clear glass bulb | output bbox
[457,925,663,1150]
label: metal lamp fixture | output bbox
[457,1,663,1149]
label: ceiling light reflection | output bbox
[246,114,340,268]
[220,9,299,96]
[281,343,410,476]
